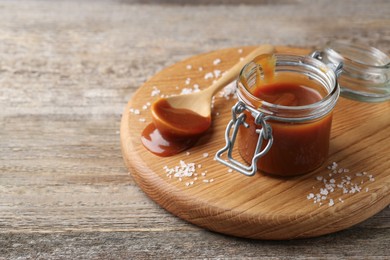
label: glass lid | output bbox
[320,41,390,102]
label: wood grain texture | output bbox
[1,0,390,258]
[121,46,390,240]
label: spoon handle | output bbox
[206,44,275,97]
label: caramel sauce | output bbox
[238,80,332,176]
[253,82,323,106]
[238,54,332,176]
[151,98,211,139]
[141,123,198,157]
[141,98,211,157]
[253,53,276,83]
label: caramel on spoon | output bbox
[141,45,275,157]
[151,45,275,138]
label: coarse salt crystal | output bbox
[238,49,243,53]
[139,118,146,122]
[320,188,329,195]
[186,65,192,70]
[180,88,193,95]
[329,199,335,207]
[213,70,221,78]
[307,193,315,200]
[213,58,221,65]
[151,86,161,97]
[203,153,209,158]
[180,85,200,95]
[204,72,214,80]
[218,81,237,100]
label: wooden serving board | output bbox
[120,46,390,240]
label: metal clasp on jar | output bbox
[310,51,344,77]
[215,101,273,176]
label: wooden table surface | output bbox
[1,0,389,259]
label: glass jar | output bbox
[215,53,341,177]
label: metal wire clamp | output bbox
[215,101,273,176]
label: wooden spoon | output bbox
[151,45,275,138]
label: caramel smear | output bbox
[253,53,276,84]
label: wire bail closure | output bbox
[215,101,273,176]
[310,51,344,77]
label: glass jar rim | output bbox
[237,54,340,121]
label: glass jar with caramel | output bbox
[216,53,342,177]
